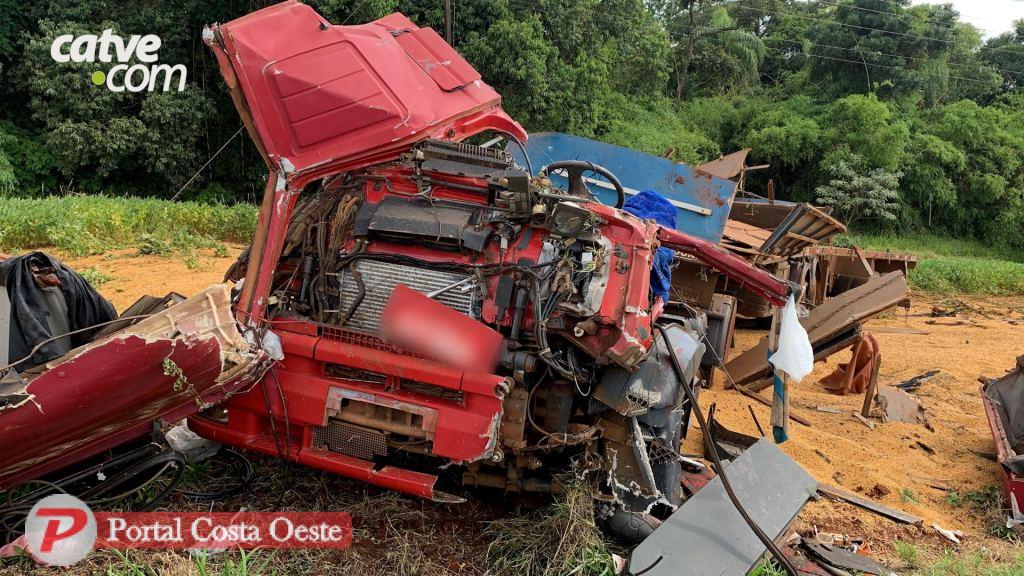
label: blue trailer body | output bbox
[511,132,738,243]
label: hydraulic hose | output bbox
[653,323,799,576]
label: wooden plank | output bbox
[735,385,812,427]
[861,347,882,417]
[868,326,930,335]
[744,328,861,393]
[724,272,908,385]
[817,483,923,525]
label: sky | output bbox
[911,0,1024,37]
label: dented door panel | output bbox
[0,285,260,488]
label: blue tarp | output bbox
[624,190,675,303]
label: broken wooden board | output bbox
[877,386,928,424]
[725,271,909,386]
[817,483,923,525]
[869,326,930,335]
[735,385,812,427]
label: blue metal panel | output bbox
[511,132,738,243]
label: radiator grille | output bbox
[313,420,388,460]
[336,260,476,333]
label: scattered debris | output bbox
[915,441,936,455]
[895,369,940,391]
[925,319,984,328]
[705,404,759,461]
[735,385,812,426]
[820,332,880,396]
[817,483,923,525]
[981,355,1024,511]
[877,386,928,424]
[799,538,897,576]
[814,405,843,414]
[867,483,891,498]
[726,272,909,386]
[852,411,875,430]
[930,305,957,317]
[629,440,818,576]
[932,523,964,544]
[747,404,765,436]
[815,449,832,464]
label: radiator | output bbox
[336,259,476,333]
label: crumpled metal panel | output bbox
[205,2,525,182]
[628,438,817,576]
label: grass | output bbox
[484,481,615,576]
[895,540,920,569]
[0,195,256,257]
[749,561,787,576]
[838,233,1024,296]
[78,266,112,287]
[913,552,1024,576]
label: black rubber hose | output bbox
[653,323,799,576]
[338,260,365,326]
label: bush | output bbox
[909,257,1024,295]
[0,195,257,256]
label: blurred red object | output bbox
[381,284,503,374]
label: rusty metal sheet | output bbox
[721,219,772,251]
[695,149,751,180]
[760,203,847,258]
[725,271,909,385]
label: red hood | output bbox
[205,1,526,184]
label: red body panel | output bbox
[0,285,261,489]
[1,336,224,488]
[206,2,526,183]
[191,319,506,500]
[981,384,1024,510]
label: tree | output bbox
[815,158,902,228]
[651,0,765,101]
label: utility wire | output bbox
[814,0,1004,33]
[170,125,245,202]
[731,4,1024,58]
[759,42,1008,86]
[867,0,1008,27]
[672,21,1017,85]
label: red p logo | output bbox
[36,507,89,552]
[25,494,96,566]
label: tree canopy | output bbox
[0,0,1021,248]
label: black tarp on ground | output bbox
[0,252,117,370]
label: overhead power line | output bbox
[731,4,1024,58]
[814,0,1002,34]
[672,21,1022,82]
[756,42,1008,87]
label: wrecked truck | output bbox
[0,0,798,549]
[186,0,795,541]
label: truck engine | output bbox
[190,1,794,544]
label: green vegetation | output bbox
[77,266,111,287]
[843,234,1024,295]
[0,0,1019,256]
[0,195,256,256]
[894,540,920,569]
[913,552,1024,576]
[749,561,787,576]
